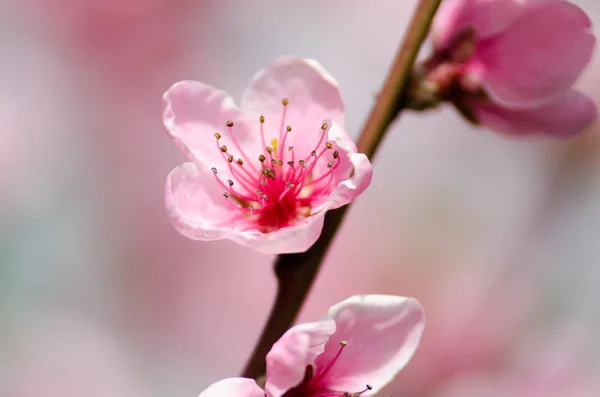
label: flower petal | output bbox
[313,295,425,394]
[474,0,596,105]
[432,0,530,50]
[163,80,262,168]
[198,378,264,397]
[265,320,336,397]
[474,89,597,137]
[324,123,373,210]
[165,162,236,241]
[229,208,328,254]
[240,57,345,160]
[241,56,344,126]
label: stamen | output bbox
[259,154,266,163]
[259,115,267,157]
[226,120,259,173]
[228,155,234,163]
[325,142,333,149]
[310,340,348,386]
[214,133,221,139]
[220,145,228,152]
[237,158,244,165]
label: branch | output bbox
[241,0,443,380]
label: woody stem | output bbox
[240,0,443,380]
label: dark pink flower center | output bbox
[283,341,373,397]
[210,99,341,233]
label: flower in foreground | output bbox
[427,0,597,137]
[163,57,373,254]
[198,295,425,397]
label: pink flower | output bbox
[198,295,425,397]
[430,0,597,137]
[163,57,373,254]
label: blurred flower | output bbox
[163,56,373,254]
[434,329,599,397]
[424,0,597,136]
[198,295,424,397]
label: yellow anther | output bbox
[259,115,265,123]
[282,98,289,106]
[286,125,292,132]
[226,121,234,127]
[214,132,221,139]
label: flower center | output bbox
[210,99,341,233]
[283,341,375,397]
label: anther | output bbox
[325,142,333,149]
[259,115,265,123]
[226,121,234,127]
[333,151,339,159]
[311,150,317,156]
[340,340,348,346]
[278,160,283,166]
[286,125,292,132]
[321,123,328,130]
[271,159,277,164]
[237,158,244,165]
[259,154,266,162]
[214,133,221,139]
[327,161,334,168]
[227,179,234,186]
[288,146,294,151]
[260,180,266,186]
[298,160,306,166]
[366,385,373,391]
[266,147,274,154]
[288,161,294,166]
[223,192,229,198]
[282,98,289,106]
[220,145,228,152]
[211,167,218,174]
[227,155,234,163]
[286,182,295,187]
[257,189,264,195]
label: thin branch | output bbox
[240,0,443,380]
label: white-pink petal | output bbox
[163,80,261,167]
[198,378,264,397]
[165,162,234,241]
[313,295,425,394]
[265,320,337,397]
[229,209,328,255]
[241,56,345,129]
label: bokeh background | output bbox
[1,0,599,396]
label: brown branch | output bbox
[240,0,443,380]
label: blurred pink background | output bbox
[1,1,599,396]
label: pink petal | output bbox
[474,89,597,137]
[265,320,336,397]
[198,378,264,397]
[474,0,596,105]
[229,208,328,254]
[432,0,530,50]
[166,162,237,241]
[313,295,425,394]
[240,57,345,158]
[163,80,262,168]
[324,123,373,210]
